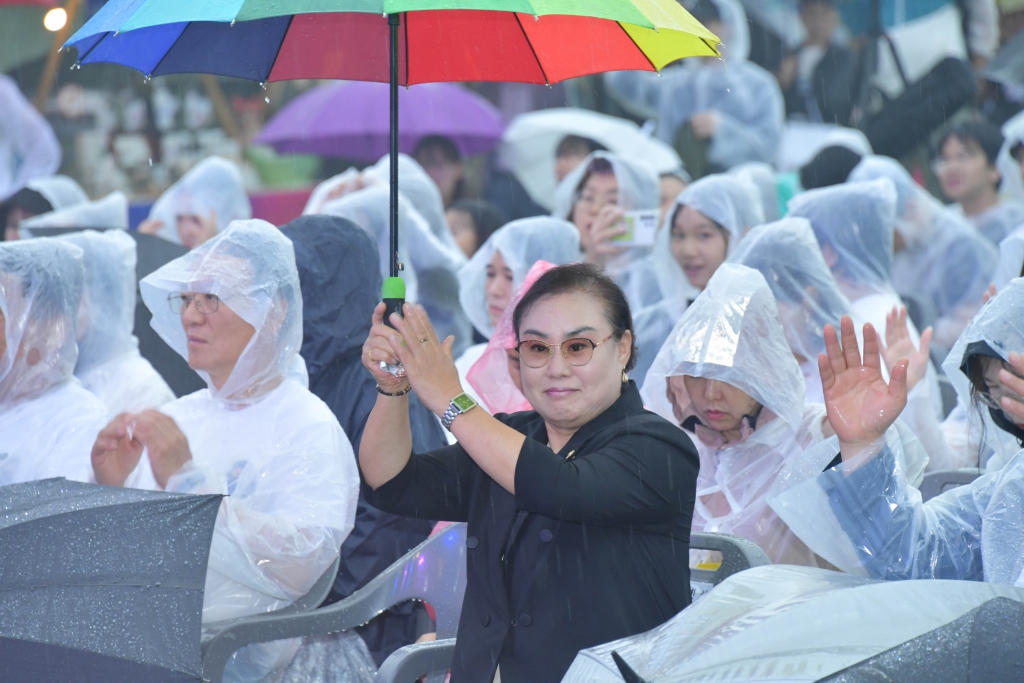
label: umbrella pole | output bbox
[389,12,400,279]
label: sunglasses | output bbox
[514,334,615,369]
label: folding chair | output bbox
[920,468,981,502]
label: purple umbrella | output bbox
[255,81,505,161]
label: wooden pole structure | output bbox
[34,0,80,111]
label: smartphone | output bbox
[611,209,660,247]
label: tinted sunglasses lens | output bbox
[564,339,594,366]
[519,342,551,368]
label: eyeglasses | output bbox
[168,292,220,315]
[515,333,615,369]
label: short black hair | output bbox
[935,120,1004,167]
[513,263,638,372]
[555,135,606,159]
[800,145,863,190]
[688,0,721,25]
[448,198,506,244]
[0,188,54,239]
[413,135,462,163]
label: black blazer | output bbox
[362,381,699,683]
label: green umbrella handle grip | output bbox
[381,278,406,378]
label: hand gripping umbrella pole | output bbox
[381,12,407,378]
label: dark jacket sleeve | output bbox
[513,426,698,529]
[362,444,477,523]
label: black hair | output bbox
[688,0,721,25]
[512,263,638,372]
[0,188,54,240]
[934,120,1004,168]
[413,135,462,164]
[800,145,863,190]
[448,198,506,246]
[555,135,607,160]
[964,347,1024,453]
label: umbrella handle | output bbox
[381,276,406,377]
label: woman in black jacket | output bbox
[282,215,447,664]
[360,263,699,683]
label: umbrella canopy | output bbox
[255,81,504,161]
[500,107,684,211]
[0,478,222,683]
[561,565,1024,683]
[64,1,719,84]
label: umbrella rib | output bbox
[266,14,295,82]
[514,13,549,86]
[146,22,187,77]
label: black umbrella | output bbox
[0,478,222,683]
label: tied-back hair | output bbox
[512,263,639,372]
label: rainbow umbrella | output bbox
[64,0,718,288]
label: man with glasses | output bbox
[89,219,362,682]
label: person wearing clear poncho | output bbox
[641,263,836,566]
[315,160,472,356]
[140,156,252,250]
[0,74,61,204]
[766,287,1024,585]
[993,228,1024,289]
[60,230,175,416]
[0,238,107,485]
[787,178,946,425]
[454,217,580,409]
[604,0,783,174]
[88,219,360,682]
[622,174,750,385]
[551,150,660,280]
[728,217,861,407]
[848,155,997,353]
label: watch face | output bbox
[453,393,477,412]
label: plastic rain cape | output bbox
[625,174,752,384]
[849,156,996,352]
[133,220,360,681]
[641,263,828,565]
[0,74,61,202]
[993,228,1024,289]
[939,278,1024,472]
[768,411,1024,586]
[20,191,129,237]
[457,217,580,338]
[0,238,107,485]
[58,230,174,416]
[147,157,252,247]
[727,217,861,404]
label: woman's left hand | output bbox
[386,303,463,415]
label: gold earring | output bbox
[622,370,628,384]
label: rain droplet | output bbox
[230,19,236,27]
[260,81,267,90]
[113,30,119,37]
[148,158,153,166]
[264,96,270,103]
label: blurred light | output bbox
[44,8,68,32]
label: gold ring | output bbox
[367,349,376,362]
[419,338,429,344]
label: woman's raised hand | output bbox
[384,303,462,414]
[581,205,626,267]
[881,305,932,391]
[820,316,908,462]
[362,302,413,392]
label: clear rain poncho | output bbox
[787,177,946,433]
[730,162,779,222]
[0,238,107,485]
[848,156,997,351]
[997,110,1024,204]
[457,217,580,338]
[640,263,831,566]
[0,74,61,202]
[993,228,1024,288]
[768,399,1024,585]
[19,191,129,237]
[147,156,252,247]
[937,279,1024,472]
[132,219,359,681]
[364,153,460,250]
[625,175,749,383]
[58,230,174,416]
[320,184,472,353]
[728,218,860,406]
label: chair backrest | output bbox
[279,554,341,616]
[689,532,770,603]
[920,468,981,502]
